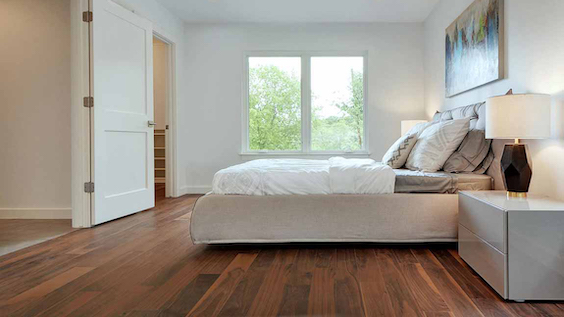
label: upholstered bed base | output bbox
[190,193,459,244]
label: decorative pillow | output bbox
[443,130,492,173]
[382,133,418,168]
[381,121,436,168]
[406,118,471,172]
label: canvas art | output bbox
[445,0,503,97]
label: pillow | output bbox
[382,133,418,168]
[406,118,470,172]
[407,121,436,137]
[473,148,494,174]
[381,121,436,169]
[443,130,492,173]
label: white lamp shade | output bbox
[486,94,551,139]
[401,120,427,136]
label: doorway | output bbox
[70,0,178,227]
[152,36,169,200]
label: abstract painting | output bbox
[445,0,504,97]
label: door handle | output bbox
[148,121,157,127]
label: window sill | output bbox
[239,151,371,160]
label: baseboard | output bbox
[177,185,212,196]
[0,208,72,219]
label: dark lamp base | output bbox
[501,144,532,194]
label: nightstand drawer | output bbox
[459,225,507,298]
[459,193,506,252]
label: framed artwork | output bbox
[445,0,504,97]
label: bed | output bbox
[191,103,504,244]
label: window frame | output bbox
[241,51,369,157]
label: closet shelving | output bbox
[154,129,166,184]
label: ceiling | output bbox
[156,0,440,23]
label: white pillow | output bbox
[381,121,436,169]
[382,121,436,168]
[407,121,436,137]
[406,118,471,172]
[382,133,418,168]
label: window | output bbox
[244,53,367,154]
[248,57,302,151]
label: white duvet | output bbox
[212,157,396,195]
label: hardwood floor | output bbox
[0,219,74,257]
[0,194,562,316]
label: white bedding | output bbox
[212,157,396,195]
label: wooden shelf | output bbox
[154,133,166,184]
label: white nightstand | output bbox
[458,191,564,301]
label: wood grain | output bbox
[186,252,258,316]
[0,193,562,316]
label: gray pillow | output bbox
[443,130,492,173]
[473,148,494,174]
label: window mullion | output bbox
[302,55,312,153]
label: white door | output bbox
[90,0,155,225]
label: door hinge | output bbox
[84,182,95,193]
[83,96,94,108]
[82,11,93,22]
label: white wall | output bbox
[0,0,71,219]
[424,0,564,198]
[179,23,426,193]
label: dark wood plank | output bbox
[277,247,316,316]
[391,249,450,316]
[307,248,337,316]
[334,248,365,317]
[374,248,423,317]
[412,248,484,317]
[530,303,564,317]
[354,248,396,317]
[186,252,258,316]
[1,266,94,312]
[244,249,298,316]
[158,274,219,316]
[36,291,101,317]
[218,249,277,317]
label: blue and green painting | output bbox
[445,0,503,97]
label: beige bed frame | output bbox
[191,193,460,244]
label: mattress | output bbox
[212,158,395,195]
[394,169,492,194]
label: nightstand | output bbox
[458,191,564,301]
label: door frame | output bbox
[70,0,179,228]
[152,31,177,199]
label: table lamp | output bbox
[486,94,551,198]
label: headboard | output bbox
[431,102,486,130]
[432,102,505,190]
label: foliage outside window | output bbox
[246,54,366,153]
